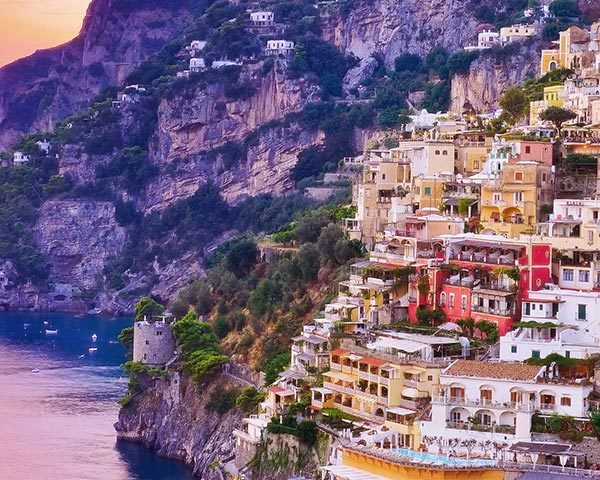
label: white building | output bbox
[212,60,241,69]
[249,11,274,25]
[189,40,207,55]
[464,30,500,51]
[13,151,30,166]
[265,40,295,56]
[421,359,592,454]
[189,57,206,73]
[36,139,51,154]
[291,326,330,371]
[500,285,600,361]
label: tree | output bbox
[499,86,529,124]
[589,409,600,439]
[539,106,576,134]
[134,296,165,321]
[297,243,320,281]
[549,0,580,18]
[394,53,422,73]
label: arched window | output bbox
[442,150,448,155]
[440,292,447,305]
[435,150,440,155]
[449,294,455,308]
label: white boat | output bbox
[88,347,98,352]
[78,354,85,359]
[43,321,49,326]
[87,308,102,315]
[45,329,58,335]
[31,368,40,373]
[91,334,98,342]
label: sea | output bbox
[0,311,196,480]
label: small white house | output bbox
[189,57,206,73]
[500,285,600,361]
[249,11,274,25]
[176,70,191,78]
[13,151,30,166]
[36,139,51,155]
[212,60,241,69]
[189,40,207,55]
[464,30,500,51]
[265,40,295,56]
[500,24,537,45]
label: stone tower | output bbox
[132,319,176,366]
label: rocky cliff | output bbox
[0,0,193,149]
[449,42,543,113]
[321,0,480,65]
[115,371,245,479]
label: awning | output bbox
[311,387,333,395]
[402,387,420,398]
[509,442,577,456]
[324,371,357,383]
[387,406,416,416]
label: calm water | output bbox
[0,312,195,480]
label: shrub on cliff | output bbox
[134,296,165,321]
[172,310,228,385]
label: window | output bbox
[563,269,574,281]
[450,410,462,422]
[381,173,386,180]
[442,150,448,155]
[145,340,150,345]
[461,295,467,311]
[542,172,547,182]
[511,345,517,353]
[525,146,531,154]
[157,330,163,336]
[493,193,502,204]
[565,351,570,359]
[427,375,433,381]
[514,171,523,181]
[435,150,440,155]
[579,270,590,283]
[514,191,523,203]
[440,292,446,305]
[561,396,571,406]
[531,303,536,311]
[474,161,479,170]
[424,186,431,195]
[577,304,587,320]
[532,350,540,359]
[449,294,455,308]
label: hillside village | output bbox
[123,19,600,480]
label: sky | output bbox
[0,0,91,67]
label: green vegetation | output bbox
[499,86,529,124]
[172,310,229,385]
[134,296,165,321]
[539,106,576,133]
[264,351,292,385]
[267,416,319,446]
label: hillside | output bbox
[0,0,542,313]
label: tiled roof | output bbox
[444,359,542,382]
[358,356,387,367]
[330,348,350,356]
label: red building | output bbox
[408,235,552,335]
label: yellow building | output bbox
[540,25,590,74]
[529,84,564,125]
[313,348,442,449]
[480,161,554,238]
[413,175,447,210]
[455,142,489,175]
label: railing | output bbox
[499,461,600,478]
[432,396,532,412]
[323,381,379,401]
[448,251,517,266]
[357,369,389,385]
[446,421,516,435]
[471,305,514,317]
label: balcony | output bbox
[323,381,379,401]
[448,251,517,266]
[432,396,532,412]
[471,305,514,317]
[447,421,516,435]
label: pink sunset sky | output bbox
[0,0,91,67]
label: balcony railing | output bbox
[323,381,379,401]
[432,396,532,412]
[447,421,516,435]
[448,251,517,266]
[471,305,514,317]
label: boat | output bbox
[45,329,58,335]
[91,333,98,342]
[31,368,40,373]
[43,321,49,326]
[108,340,119,344]
[88,347,98,352]
[87,308,102,315]
[23,323,30,328]
[74,314,84,318]
[78,354,85,359]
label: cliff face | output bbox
[115,371,245,479]
[321,0,480,65]
[0,0,192,149]
[449,43,542,112]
